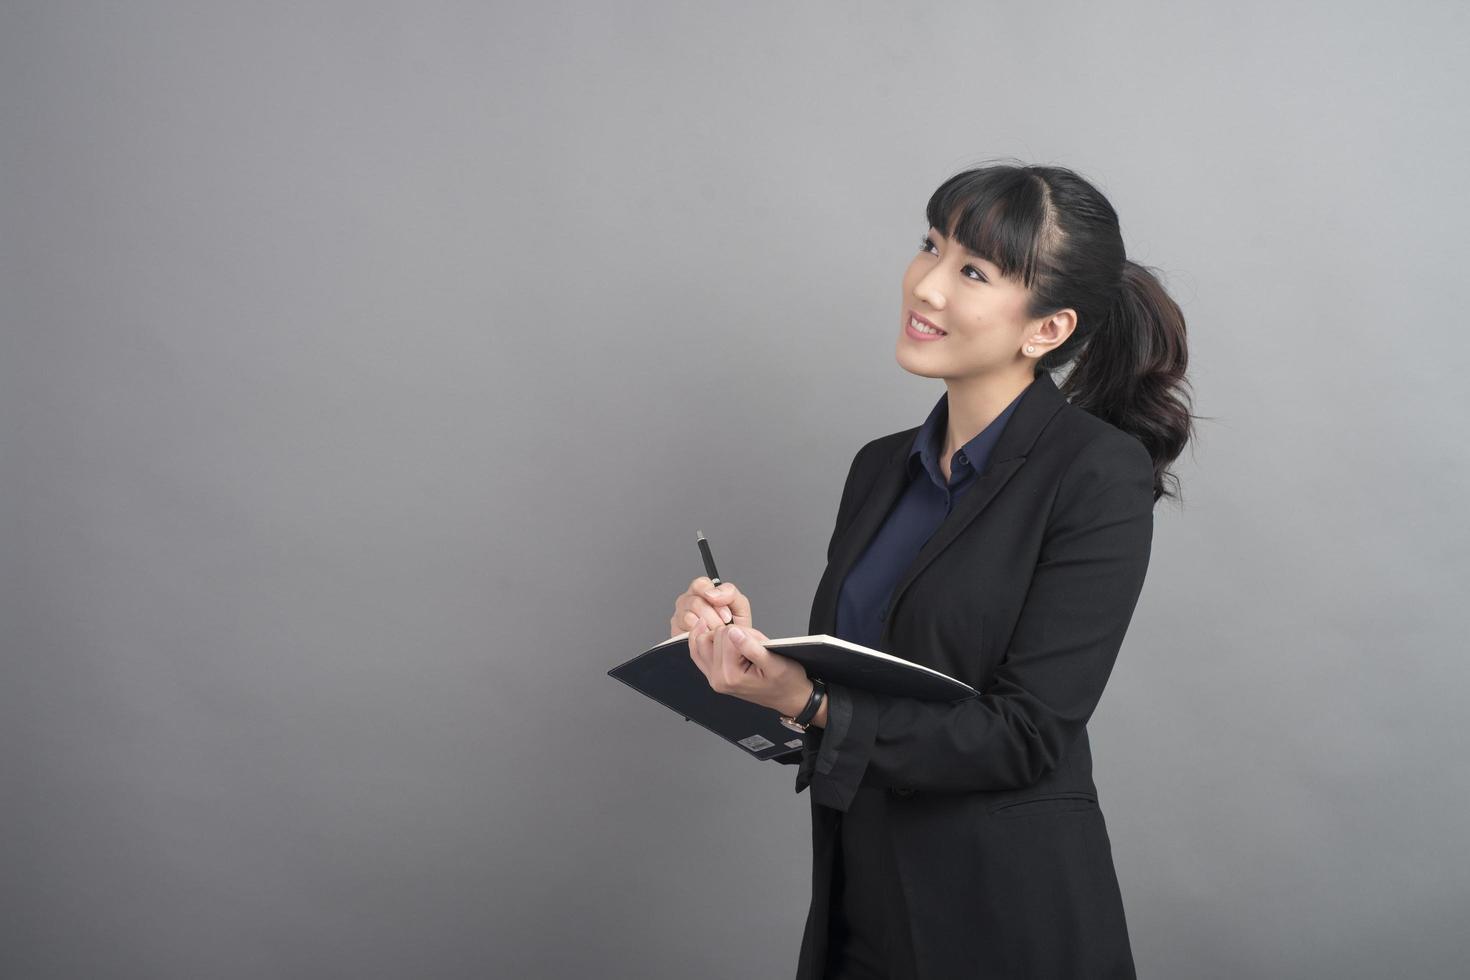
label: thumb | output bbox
[727,626,762,655]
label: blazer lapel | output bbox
[811,369,1069,647]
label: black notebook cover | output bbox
[608,632,979,762]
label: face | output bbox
[897,225,1075,382]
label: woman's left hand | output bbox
[687,619,813,717]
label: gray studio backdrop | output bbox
[4,2,1466,978]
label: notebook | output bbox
[608,632,979,762]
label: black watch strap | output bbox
[794,678,827,727]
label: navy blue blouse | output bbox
[823,381,1028,978]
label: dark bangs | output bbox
[924,166,1055,292]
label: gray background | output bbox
[3,2,1467,978]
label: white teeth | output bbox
[910,316,944,335]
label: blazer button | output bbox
[892,786,915,797]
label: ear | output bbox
[1031,309,1077,351]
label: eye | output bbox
[919,236,987,282]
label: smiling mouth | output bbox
[908,314,946,336]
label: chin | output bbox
[894,342,949,379]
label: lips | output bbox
[908,310,947,335]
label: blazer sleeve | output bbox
[774,439,879,773]
[801,432,1155,811]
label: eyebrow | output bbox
[929,228,991,263]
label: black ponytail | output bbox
[1059,258,1194,504]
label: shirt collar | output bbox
[907,383,1029,488]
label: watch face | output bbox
[779,717,806,734]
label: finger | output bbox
[714,624,757,688]
[674,580,719,633]
[696,620,722,688]
[732,626,776,682]
[687,617,712,679]
[679,596,730,631]
[688,578,735,625]
[687,581,735,628]
[705,595,734,626]
[709,624,732,688]
[699,583,746,626]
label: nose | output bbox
[912,271,945,311]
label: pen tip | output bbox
[696,529,704,539]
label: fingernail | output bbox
[728,627,745,643]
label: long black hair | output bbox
[925,161,1197,504]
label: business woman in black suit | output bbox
[674,163,1195,979]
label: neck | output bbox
[941,366,1037,459]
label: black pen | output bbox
[696,530,733,625]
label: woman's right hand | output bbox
[670,576,753,638]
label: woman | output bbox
[671,163,1194,979]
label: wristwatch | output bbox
[779,678,827,733]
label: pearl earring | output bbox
[1025,345,1036,353]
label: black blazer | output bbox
[784,368,1154,980]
